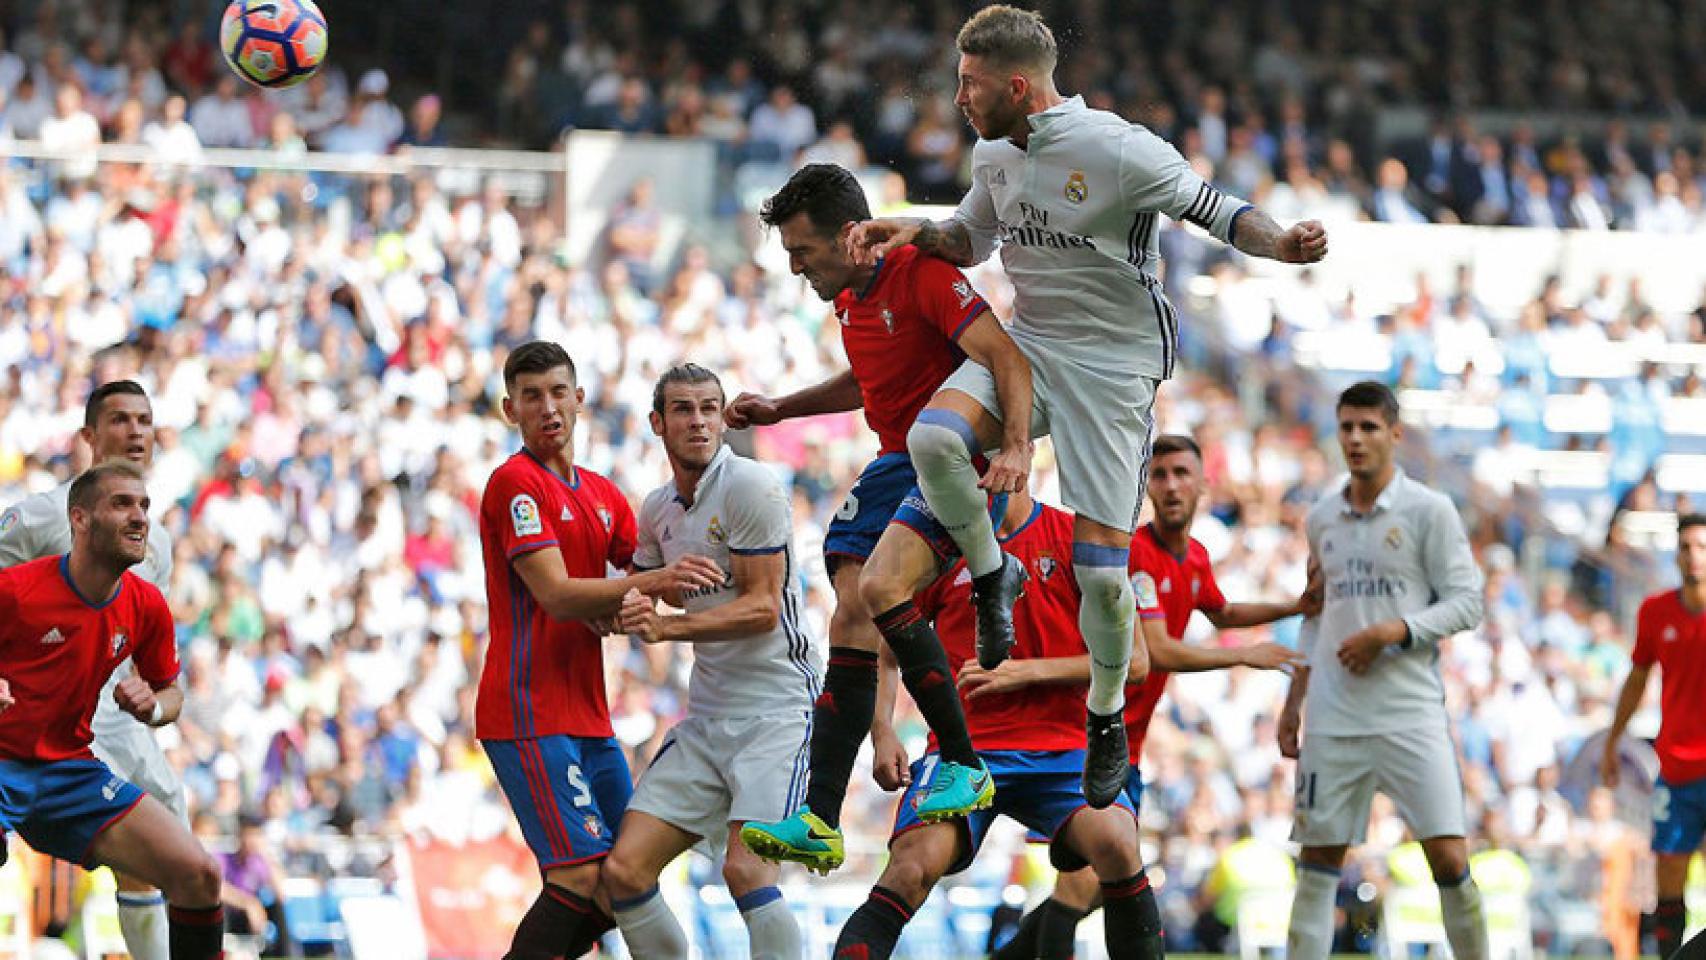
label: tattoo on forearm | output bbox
[1232,209,1281,259]
[915,220,975,266]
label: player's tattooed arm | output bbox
[1228,208,1328,264]
[913,219,977,267]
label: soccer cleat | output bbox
[915,759,995,822]
[1083,709,1130,808]
[971,553,1028,669]
[740,809,846,875]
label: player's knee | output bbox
[1426,848,1471,885]
[858,563,908,616]
[1090,832,1142,880]
[906,416,973,472]
[828,600,878,651]
[1070,554,1132,615]
[878,856,940,907]
[167,851,223,907]
[600,850,653,901]
[720,855,774,897]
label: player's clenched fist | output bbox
[618,588,664,644]
[1277,220,1328,264]
[724,392,782,429]
[113,675,157,723]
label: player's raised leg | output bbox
[1073,511,1138,808]
[85,794,225,960]
[908,386,1030,669]
[603,812,697,959]
[860,522,992,821]
[833,821,961,960]
[722,823,802,960]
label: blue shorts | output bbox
[824,453,1004,574]
[1028,764,1142,845]
[0,758,145,867]
[1653,775,1706,855]
[483,735,633,869]
[893,750,1137,875]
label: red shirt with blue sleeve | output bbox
[477,450,637,741]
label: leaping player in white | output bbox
[847,3,1328,810]
[0,380,181,960]
[601,364,816,960]
[1280,381,1489,960]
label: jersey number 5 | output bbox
[566,764,593,808]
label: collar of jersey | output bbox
[1337,467,1406,516]
[1025,95,1086,138]
[521,446,581,490]
[59,553,123,610]
[1144,522,1190,563]
[854,257,887,302]
[997,501,1043,543]
[674,444,733,508]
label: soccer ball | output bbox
[220,0,328,89]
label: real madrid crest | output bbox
[1064,170,1088,204]
[1384,527,1403,550]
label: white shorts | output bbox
[627,714,811,852]
[91,723,187,823]
[1291,727,1466,847]
[941,344,1159,533]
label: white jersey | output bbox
[635,446,820,719]
[1298,469,1483,737]
[0,481,175,739]
[952,95,1251,380]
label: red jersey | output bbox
[915,504,1085,751]
[0,556,179,762]
[1123,525,1227,760]
[833,245,989,455]
[1632,589,1706,783]
[477,450,637,741]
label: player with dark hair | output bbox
[0,460,226,959]
[848,3,1327,806]
[1603,512,1706,960]
[0,379,180,960]
[734,163,1035,870]
[978,434,1313,960]
[477,341,724,960]
[1282,381,1488,960]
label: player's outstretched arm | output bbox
[620,551,781,644]
[726,370,864,429]
[954,312,1035,495]
[1227,209,1328,264]
[1601,663,1652,788]
[846,218,978,268]
[514,547,723,621]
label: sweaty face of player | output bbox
[955,54,1028,141]
[1679,524,1706,586]
[1147,450,1203,533]
[79,474,151,569]
[84,393,155,469]
[1336,405,1399,480]
[504,366,582,459]
[652,381,726,471]
[778,213,856,300]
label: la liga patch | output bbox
[510,494,543,537]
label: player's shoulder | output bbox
[485,451,541,497]
[573,464,621,498]
[969,136,1023,166]
[1640,588,1683,619]
[1185,536,1216,570]
[120,568,170,612]
[2,485,63,529]
[719,451,779,489]
[1396,474,1460,520]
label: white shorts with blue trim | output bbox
[627,713,811,852]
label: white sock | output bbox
[613,886,689,960]
[1439,872,1490,960]
[117,891,170,960]
[1287,864,1338,960]
[1072,551,1134,716]
[908,412,1002,578]
[737,886,802,960]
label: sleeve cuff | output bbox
[1399,619,1418,649]
[730,544,787,556]
[507,539,558,558]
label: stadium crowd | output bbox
[4,1,1706,230]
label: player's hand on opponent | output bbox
[618,589,664,643]
[654,555,726,598]
[725,392,782,429]
[956,660,1035,700]
[1296,561,1324,618]
[1276,220,1328,264]
[1277,707,1302,759]
[979,443,1033,496]
[0,678,12,714]
[113,675,157,723]
[1599,743,1621,789]
[1239,642,1306,672]
[845,219,920,267]
[870,727,911,791]
[1336,619,1406,674]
